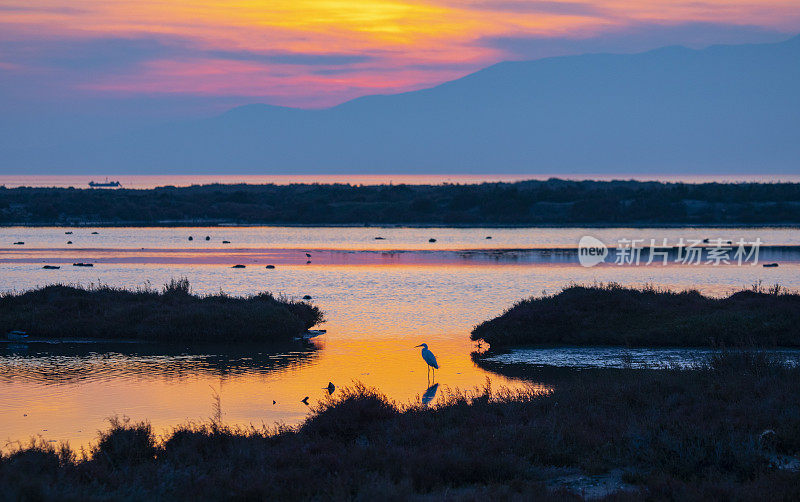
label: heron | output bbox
[414,343,439,379]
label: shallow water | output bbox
[1,226,798,451]
[3,226,800,252]
[485,347,800,370]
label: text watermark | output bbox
[578,237,762,268]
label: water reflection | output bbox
[3,225,800,452]
[3,246,800,267]
[0,341,319,385]
[3,226,800,254]
[0,335,530,452]
[5,343,29,354]
[480,346,800,370]
[421,383,439,406]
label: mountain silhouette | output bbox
[3,35,799,174]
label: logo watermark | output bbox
[578,236,762,268]
[578,235,608,267]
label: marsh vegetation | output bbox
[472,283,800,349]
[0,279,323,342]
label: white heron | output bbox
[414,343,439,378]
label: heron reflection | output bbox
[421,383,439,406]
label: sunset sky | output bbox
[1,0,799,114]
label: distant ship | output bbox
[88,178,121,188]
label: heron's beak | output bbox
[414,344,423,348]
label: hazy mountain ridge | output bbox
[3,35,799,174]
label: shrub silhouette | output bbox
[0,280,323,342]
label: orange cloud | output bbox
[1,0,798,107]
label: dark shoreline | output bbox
[3,179,800,226]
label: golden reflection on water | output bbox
[0,337,537,452]
[2,234,799,452]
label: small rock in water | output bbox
[486,236,492,239]
[231,264,246,268]
[205,236,210,240]
[67,241,72,244]
[91,231,99,235]
[374,237,385,240]
[188,236,193,241]
[65,231,73,235]
[428,238,437,243]
[265,265,275,269]
[13,241,24,245]
[222,240,230,244]
[303,295,312,300]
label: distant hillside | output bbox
[2,35,799,174]
[2,180,800,225]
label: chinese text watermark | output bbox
[578,237,762,268]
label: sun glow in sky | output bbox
[1,0,799,109]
